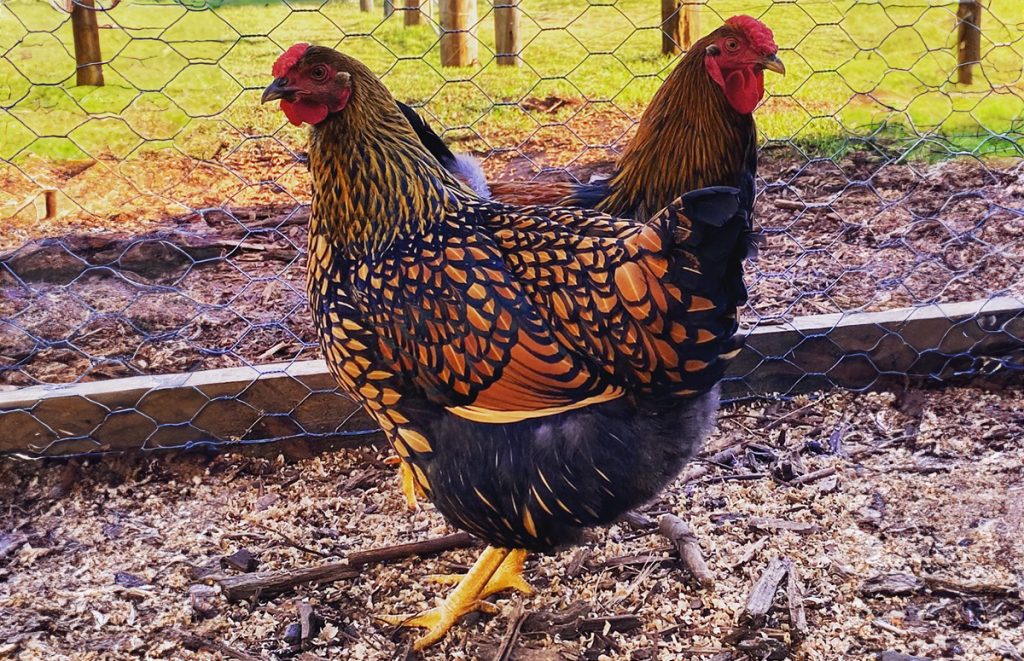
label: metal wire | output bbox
[0,0,1021,457]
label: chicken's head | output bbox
[704,16,784,115]
[262,43,353,126]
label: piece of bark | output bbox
[871,619,909,636]
[749,517,822,535]
[298,602,314,643]
[216,532,475,601]
[494,599,527,661]
[221,549,259,573]
[726,537,768,569]
[786,563,809,641]
[877,650,931,660]
[578,615,643,634]
[740,557,791,626]
[0,533,28,562]
[861,572,922,596]
[620,510,657,530]
[659,514,714,589]
[179,632,262,661]
[519,604,592,637]
[189,584,220,619]
[114,571,148,588]
[862,572,1021,599]
[565,547,591,579]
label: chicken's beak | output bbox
[261,78,299,104]
[761,54,786,75]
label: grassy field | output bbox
[0,0,1022,166]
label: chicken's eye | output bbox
[310,65,328,81]
[725,39,739,52]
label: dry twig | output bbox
[749,517,822,535]
[215,532,475,601]
[494,599,527,661]
[178,632,262,661]
[658,514,714,588]
[788,466,838,486]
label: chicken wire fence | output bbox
[1,0,1022,458]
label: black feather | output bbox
[397,101,457,171]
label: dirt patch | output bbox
[1,386,1022,660]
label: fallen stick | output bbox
[861,571,1021,599]
[215,531,475,601]
[749,517,822,535]
[788,466,837,486]
[658,514,714,589]
[740,557,791,626]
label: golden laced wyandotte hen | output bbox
[407,15,783,224]
[262,43,759,651]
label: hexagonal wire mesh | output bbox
[0,0,1021,457]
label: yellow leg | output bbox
[386,458,425,511]
[379,546,522,651]
[426,548,533,599]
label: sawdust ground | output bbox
[2,386,1022,660]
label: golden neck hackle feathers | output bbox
[599,32,753,220]
[306,58,466,258]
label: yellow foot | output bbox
[379,599,500,648]
[426,548,533,599]
[379,546,528,651]
[389,458,425,511]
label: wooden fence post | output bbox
[360,0,374,12]
[956,0,982,84]
[439,0,477,67]
[71,0,104,86]
[404,0,429,26]
[494,0,520,66]
[661,0,682,56]
[682,1,700,51]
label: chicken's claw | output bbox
[425,548,532,599]
[379,546,528,650]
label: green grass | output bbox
[0,0,1022,165]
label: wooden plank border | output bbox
[2,297,1021,457]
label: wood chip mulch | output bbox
[2,385,1022,660]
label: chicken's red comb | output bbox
[726,16,777,56]
[273,43,310,78]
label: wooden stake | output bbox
[494,0,520,66]
[681,1,700,50]
[71,0,104,86]
[42,190,58,221]
[360,0,374,12]
[439,0,477,67]
[404,0,428,27]
[956,0,983,84]
[661,0,682,56]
